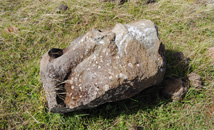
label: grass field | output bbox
[0,0,214,129]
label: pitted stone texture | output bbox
[40,19,166,113]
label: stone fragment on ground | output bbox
[145,0,156,4]
[4,26,19,33]
[100,0,126,5]
[173,51,190,65]
[40,19,166,113]
[188,72,202,89]
[56,4,68,13]
[162,78,189,102]
[207,47,214,60]
[100,0,156,5]
[172,51,191,73]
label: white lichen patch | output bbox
[69,80,73,84]
[128,63,133,68]
[116,56,120,59]
[112,24,132,57]
[104,85,110,91]
[140,23,146,27]
[109,76,113,80]
[98,40,105,44]
[119,73,128,79]
[160,68,164,72]
[114,33,131,56]
[74,77,78,83]
[103,48,107,53]
[92,55,96,60]
[125,24,157,48]
[108,71,114,75]
[71,86,74,89]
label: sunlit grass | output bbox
[0,0,213,129]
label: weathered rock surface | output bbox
[40,19,166,113]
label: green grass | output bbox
[0,0,214,129]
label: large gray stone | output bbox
[40,19,166,113]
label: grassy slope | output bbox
[0,0,213,129]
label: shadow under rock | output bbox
[62,49,192,121]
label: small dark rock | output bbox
[101,0,156,5]
[173,52,188,64]
[162,78,189,101]
[56,4,68,13]
[145,0,156,4]
[188,72,202,89]
[100,0,128,5]
[4,26,19,33]
[173,51,190,70]
[128,123,143,130]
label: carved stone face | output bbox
[40,20,166,113]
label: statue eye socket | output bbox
[48,48,63,59]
